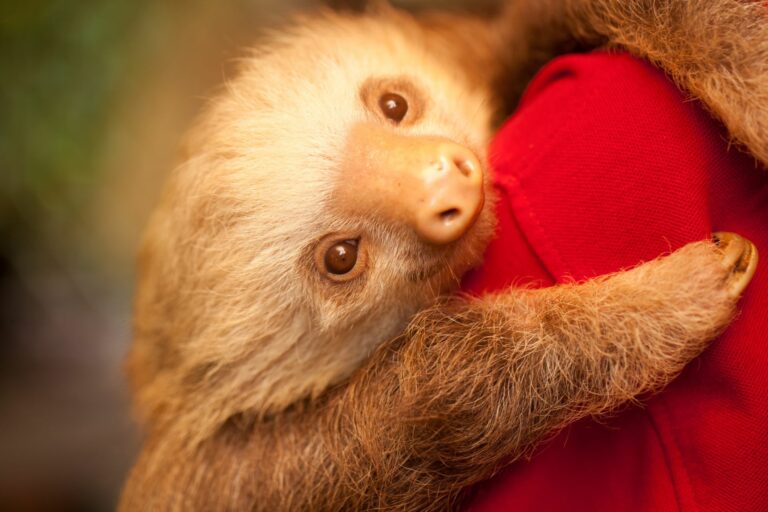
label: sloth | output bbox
[120,1,765,511]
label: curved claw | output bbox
[712,232,758,298]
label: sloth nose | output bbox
[413,142,484,245]
[339,123,485,245]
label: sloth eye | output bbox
[378,92,408,123]
[324,240,359,275]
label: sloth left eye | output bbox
[379,92,408,123]
[324,240,359,275]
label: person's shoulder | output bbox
[515,50,709,143]
[490,51,726,280]
[521,51,682,107]
[504,50,721,171]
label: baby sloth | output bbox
[120,6,761,512]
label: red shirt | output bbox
[463,52,768,512]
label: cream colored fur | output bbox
[128,11,497,447]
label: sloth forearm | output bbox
[120,243,739,512]
[331,241,736,506]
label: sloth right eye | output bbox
[378,93,408,123]
[313,235,367,282]
[324,240,359,275]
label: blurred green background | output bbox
[0,0,495,509]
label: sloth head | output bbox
[129,9,497,433]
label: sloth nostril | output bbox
[455,158,474,178]
[439,208,461,224]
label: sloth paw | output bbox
[712,232,758,298]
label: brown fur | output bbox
[120,3,764,511]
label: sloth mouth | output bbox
[404,245,484,287]
[401,217,486,285]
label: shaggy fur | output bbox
[121,2,764,511]
[127,12,498,444]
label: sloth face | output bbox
[135,11,496,415]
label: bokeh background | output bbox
[0,0,501,510]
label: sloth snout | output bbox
[414,142,484,245]
[339,123,485,245]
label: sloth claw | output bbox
[712,232,758,298]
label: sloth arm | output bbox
[119,238,751,511]
[294,238,749,510]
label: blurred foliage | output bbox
[0,0,144,257]
[0,1,286,507]
[0,0,308,280]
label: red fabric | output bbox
[462,52,768,512]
